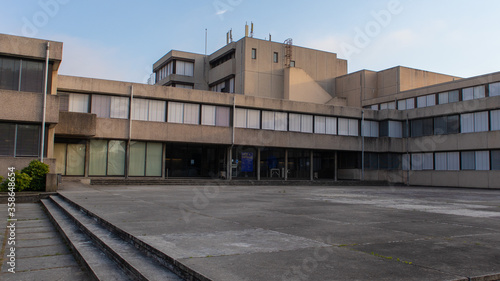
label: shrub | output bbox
[21,160,49,191]
[0,171,32,192]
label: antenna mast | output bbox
[284,38,293,67]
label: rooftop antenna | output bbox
[230,29,233,42]
[269,33,272,42]
[250,22,254,38]
[245,22,249,37]
[284,38,293,67]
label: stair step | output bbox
[48,195,183,281]
[41,198,132,281]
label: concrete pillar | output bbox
[257,147,261,181]
[227,146,233,180]
[334,151,338,181]
[284,149,288,181]
[310,150,314,181]
[46,126,56,159]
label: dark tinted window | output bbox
[16,125,40,157]
[21,60,45,93]
[0,57,20,91]
[492,151,500,170]
[0,123,16,156]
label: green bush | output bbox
[0,171,32,192]
[21,160,49,191]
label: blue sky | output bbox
[1,0,499,83]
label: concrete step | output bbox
[51,193,210,281]
[46,195,184,281]
[41,198,132,281]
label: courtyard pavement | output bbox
[56,182,500,280]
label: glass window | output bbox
[314,116,326,134]
[16,125,40,157]
[183,103,200,125]
[235,108,247,128]
[273,52,278,63]
[201,105,216,126]
[475,151,490,170]
[435,152,447,170]
[0,123,16,156]
[447,115,460,134]
[448,90,459,103]
[129,141,146,176]
[411,119,423,137]
[110,96,129,119]
[434,116,447,135]
[438,92,448,104]
[107,140,126,176]
[338,118,349,135]
[290,61,295,67]
[146,142,163,176]
[262,111,275,130]
[148,100,166,122]
[491,150,500,170]
[460,113,474,133]
[461,151,475,170]
[247,109,260,129]
[371,104,379,110]
[251,48,257,59]
[474,86,485,99]
[380,103,388,110]
[20,60,45,93]
[289,113,301,132]
[325,117,337,135]
[447,152,460,170]
[275,112,288,131]
[387,102,396,110]
[68,93,89,113]
[411,154,423,170]
[363,120,378,137]
[474,111,489,132]
[426,94,436,106]
[168,102,184,123]
[417,96,427,108]
[422,153,434,170]
[215,106,230,127]
[402,154,410,170]
[54,143,66,175]
[91,95,111,118]
[388,121,402,138]
[132,98,149,121]
[176,61,194,76]
[489,82,500,97]
[89,140,107,176]
[462,87,474,101]
[379,121,389,137]
[348,119,359,136]
[66,144,86,176]
[491,109,500,131]
[397,100,406,110]
[406,98,415,109]
[0,57,20,91]
[301,115,313,133]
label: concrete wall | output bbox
[284,67,334,104]
[55,112,96,137]
[0,90,59,124]
[0,33,62,62]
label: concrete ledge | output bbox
[0,192,57,203]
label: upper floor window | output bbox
[273,52,278,63]
[176,61,194,76]
[251,48,257,59]
[210,77,234,93]
[0,56,51,94]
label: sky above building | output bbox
[1,0,498,83]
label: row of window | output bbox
[155,60,194,82]
[210,77,235,93]
[250,48,295,66]
[0,56,51,94]
[402,150,499,171]
[0,123,41,157]
[409,109,500,137]
[369,82,500,111]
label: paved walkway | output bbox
[58,181,500,281]
[0,203,89,281]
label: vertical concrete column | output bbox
[284,149,288,181]
[334,151,338,181]
[46,126,56,159]
[257,147,261,181]
[310,150,314,181]
[227,146,232,180]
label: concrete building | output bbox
[1,32,499,188]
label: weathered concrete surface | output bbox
[59,182,500,281]
[0,203,89,280]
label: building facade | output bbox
[1,33,499,188]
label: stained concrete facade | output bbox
[1,33,499,188]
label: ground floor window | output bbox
[166,143,226,178]
[89,140,126,176]
[313,151,336,179]
[54,142,86,176]
[0,123,43,157]
[129,142,163,176]
[232,146,257,178]
[260,148,286,179]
